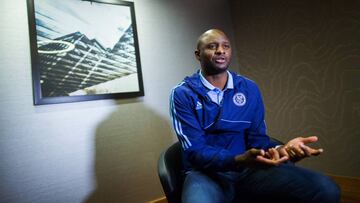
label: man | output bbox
[170,29,340,203]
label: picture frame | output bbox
[27,0,144,105]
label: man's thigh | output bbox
[182,170,231,203]
[234,163,340,203]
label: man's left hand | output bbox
[276,136,323,162]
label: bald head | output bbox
[194,29,232,75]
[196,29,229,50]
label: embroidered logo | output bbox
[233,93,246,106]
[196,101,203,110]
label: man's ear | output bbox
[195,50,200,60]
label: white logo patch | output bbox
[233,93,246,106]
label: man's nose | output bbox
[215,46,225,54]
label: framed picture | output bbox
[27,0,144,105]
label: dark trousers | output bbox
[182,163,340,203]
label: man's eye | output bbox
[223,44,230,49]
[208,44,217,49]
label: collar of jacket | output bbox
[184,70,243,97]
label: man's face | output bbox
[195,30,232,75]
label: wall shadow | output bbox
[84,101,174,202]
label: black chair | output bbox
[157,138,284,203]
[158,142,183,203]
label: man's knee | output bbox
[312,174,341,203]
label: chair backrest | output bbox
[157,142,183,203]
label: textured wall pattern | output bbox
[231,0,360,176]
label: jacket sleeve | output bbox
[245,85,276,149]
[170,86,237,172]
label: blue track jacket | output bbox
[170,71,276,172]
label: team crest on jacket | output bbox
[233,93,246,106]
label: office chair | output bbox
[157,141,183,203]
[157,138,284,203]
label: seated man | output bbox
[170,29,340,203]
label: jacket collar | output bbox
[199,70,234,91]
[184,70,240,97]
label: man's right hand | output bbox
[234,148,288,168]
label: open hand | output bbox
[277,136,323,162]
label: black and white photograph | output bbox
[27,0,144,105]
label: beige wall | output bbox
[0,0,235,202]
[230,0,360,177]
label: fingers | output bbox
[314,148,323,155]
[277,146,289,157]
[256,155,288,166]
[299,136,318,144]
[235,148,288,168]
[256,148,288,166]
[268,148,280,160]
[235,148,264,164]
[300,144,323,156]
[248,148,265,157]
[284,143,323,162]
[286,143,307,160]
[287,147,297,158]
[289,144,305,156]
[299,144,312,156]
